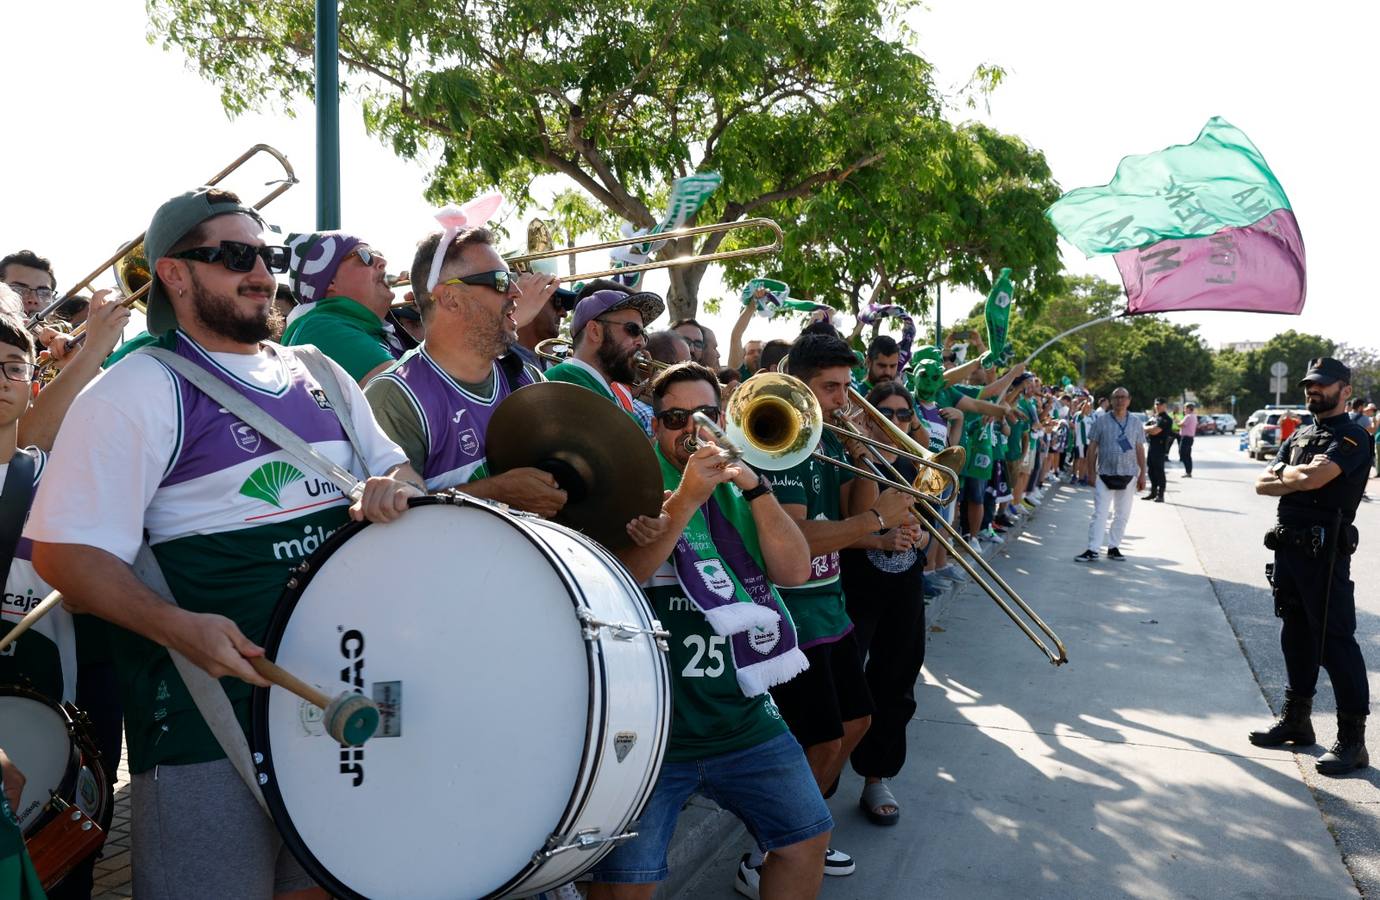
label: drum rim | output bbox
[0,682,111,837]
[250,493,608,900]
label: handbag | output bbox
[1099,473,1134,490]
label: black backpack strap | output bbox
[0,448,37,591]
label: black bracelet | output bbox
[741,480,773,502]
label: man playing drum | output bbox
[599,362,831,900]
[27,187,424,899]
[364,226,566,515]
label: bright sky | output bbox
[5,1,1374,354]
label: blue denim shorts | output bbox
[589,731,833,884]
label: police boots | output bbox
[1248,690,1315,747]
[1317,713,1369,776]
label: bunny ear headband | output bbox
[426,192,505,293]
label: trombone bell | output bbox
[724,373,823,471]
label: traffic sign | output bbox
[1270,360,1288,377]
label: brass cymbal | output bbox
[487,382,662,549]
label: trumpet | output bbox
[727,371,1068,666]
[508,217,783,284]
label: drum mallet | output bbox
[0,590,63,654]
[248,656,380,747]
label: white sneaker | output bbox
[981,528,1005,544]
[734,853,761,899]
[824,847,856,876]
[968,537,984,555]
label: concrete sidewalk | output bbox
[670,482,1357,899]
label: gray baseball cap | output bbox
[144,187,262,335]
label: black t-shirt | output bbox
[1148,412,1174,455]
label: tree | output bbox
[730,119,1063,318]
[1238,330,1335,412]
[149,0,954,318]
[1336,343,1380,401]
[1113,319,1213,406]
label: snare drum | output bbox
[0,683,111,890]
[253,495,671,899]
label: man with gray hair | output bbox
[1076,387,1147,562]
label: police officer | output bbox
[1143,398,1172,501]
[1249,358,1375,774]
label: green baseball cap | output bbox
[143,187,262,335]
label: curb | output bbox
[659,481,1065,898]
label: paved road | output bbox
[1173,431,1380,894]
[674,447,1363,899]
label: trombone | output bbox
[508,217,782,284]
[726,371,1069,667]
[31,144,299,332]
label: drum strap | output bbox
[131,545,270,814]
[141,345,370,497]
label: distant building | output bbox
[1220,340,1265,353]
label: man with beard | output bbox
[1251,358,1375,775]
[546,288,664,422]
[364,227,565,516]
[861,335,902,390]
[27,187,424,898]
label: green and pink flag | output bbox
[1046,117,1305,315]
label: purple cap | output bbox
[285,231,364,303]
[569,289,665,337]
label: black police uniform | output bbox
[1269,412,1374,715]
[1146,409,1173,500]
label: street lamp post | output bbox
[315,0,341,230]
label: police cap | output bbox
[1298,357,1351,386]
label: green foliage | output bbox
[732,119,1063,319]
[149,0,963,318]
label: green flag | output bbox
[980,268,1014,368]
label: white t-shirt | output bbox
[25,344,407,564]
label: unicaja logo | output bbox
[239,461,306,508]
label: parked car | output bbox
[1195,416,1218,436]
[1212,413,1237,434]
[1244,408,1313,460]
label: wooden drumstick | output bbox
[248,656,380,747]
[0,590,63,654]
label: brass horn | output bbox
[508,217,783,284]
[32,144,299,331]
[726,371,1068,666]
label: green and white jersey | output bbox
[755,430,854,647]
[645,561,788,762]
[26,333,408,773]
[0,449,76,705]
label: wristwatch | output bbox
[741,479,774,502]
[1271,460,1287,479]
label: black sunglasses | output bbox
[655,405,720,430]
[596,318,646,339]
[438,269,517,294]
[351,245,384,267]
[875,406,914,422]
[170,241,289,274]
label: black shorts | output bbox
[771,631,875,749]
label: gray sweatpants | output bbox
[131,758,315,899]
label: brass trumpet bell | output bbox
[724,373,823,470]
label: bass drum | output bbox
[252,495,671,899]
